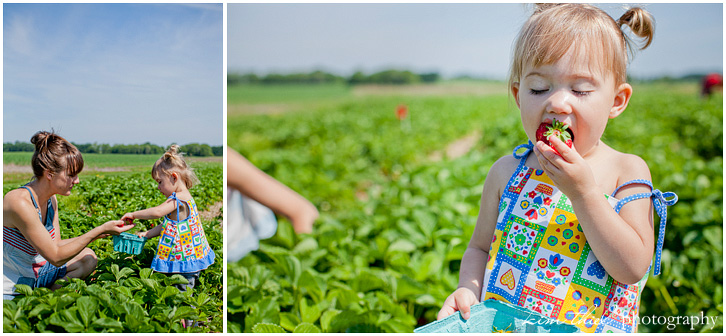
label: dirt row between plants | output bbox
[427,131,481,162]
[200,201,223,225]
[355,132,482,202]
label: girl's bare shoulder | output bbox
[175,190,194,201]
[603,148,652,191]
[487,154,521,189]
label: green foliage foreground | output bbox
[3,164,223,333]
[227,83,722,333]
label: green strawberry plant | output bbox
[3,163,223,333]
[228,82,721,333]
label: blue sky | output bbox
[4,3,223,146]
[228,3,723,80]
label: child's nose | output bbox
[546,89,573,114]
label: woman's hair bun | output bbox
[30,131,53,151]
[29,130,84,178]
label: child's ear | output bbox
[610,83,633,119]
[170,172,178,183]
[512,82,521,109]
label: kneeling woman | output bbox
[3,131,134,300]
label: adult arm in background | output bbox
[227,147,318,233]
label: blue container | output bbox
[113,232,147,255]
[414,299,580,333]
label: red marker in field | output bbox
[396,104,408,120]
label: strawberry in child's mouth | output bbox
[536,120,574,156]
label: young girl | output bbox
[438,4,677,332]
[121,145,215,293]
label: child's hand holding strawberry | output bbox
[121,212,135,225]
[534,135,598,202]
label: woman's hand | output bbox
[100,220,134,236]
[437,287,479,321]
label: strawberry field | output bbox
[3,159,223,332]
[227,82,722,333]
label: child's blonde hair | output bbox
[509,3,654,88]
[152,145,199,189]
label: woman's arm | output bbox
[4,195,131,267]
[227,147,318,233]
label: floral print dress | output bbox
[480,143,677,333]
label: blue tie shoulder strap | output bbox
[168,192,182,224]
[611,179,678,276]
[513,141,534,161]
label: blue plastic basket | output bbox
[113,232,147,255]
[414,299,580,333]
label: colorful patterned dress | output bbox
[481,143,677,332]
[151,192,215,273]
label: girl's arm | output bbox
[438,156,514,320]
[4,195,132,267]
[535,138,655,284]
[121,198,176,222]
[227,147,318,233]
[138,222,164,239]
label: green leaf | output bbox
[76,296,98,326]
[293,322,322,333]
[159,285,180,302]
[346,323,384,333]
[13,284,33,296]
[298,270,326,303]
[278,254,303,288]
[387,238,416,254]
[319,309,341,332]
[139,268,153,279]
[28,303,52,318]
[91,317,123,332]
[252,323,286,333]
[293,237,319,255]
[170,305,197,321]
[299,297,322,323]
[253,297,281,325]
[279,312,301,332]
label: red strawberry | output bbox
[536,120,573,156]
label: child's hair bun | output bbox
[164,144,181,161]
[153,144,199,189]
[618,7,654,50]
[533,3,562,14]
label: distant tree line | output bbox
[3,141,223,157]
[228,70,440,86]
